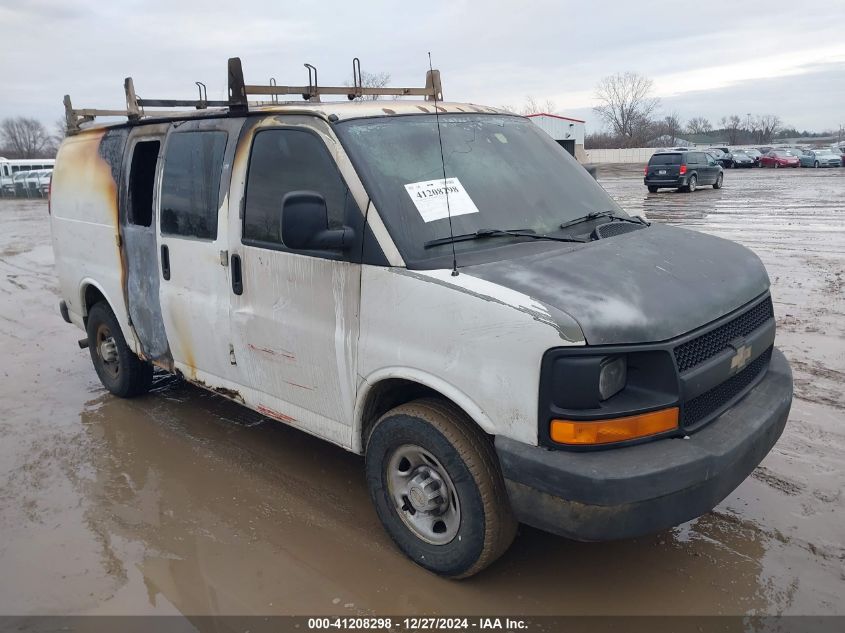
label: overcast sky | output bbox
[2,0,844,135]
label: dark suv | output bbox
[644,151,724,193]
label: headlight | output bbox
[599,356,627,400]
[539,347,680,448]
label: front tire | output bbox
[713,173,723,189]
[86,302,153,398]
[814,161,819,168]
[365,398,517,578]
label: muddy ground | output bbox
[0,165,843,617]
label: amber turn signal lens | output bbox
[550,408,679,445]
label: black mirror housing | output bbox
[281,190,354,252]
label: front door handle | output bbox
[231,253,243,295]
[161,244,170,280]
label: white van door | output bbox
[157,120,242,385]
[227,118,362,447]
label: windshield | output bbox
[336,114,622,265]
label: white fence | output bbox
[585,147,660,164]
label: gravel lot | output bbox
[0,165,843,617]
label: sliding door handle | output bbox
[160,244,170,280]
[231,253,243,295]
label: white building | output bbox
[526,113,586,162]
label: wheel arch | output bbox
[353,368,498,454]
[78,278,118,322]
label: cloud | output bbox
[1,0,843,133]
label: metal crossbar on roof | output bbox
[63,56,444,135]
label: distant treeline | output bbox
[0,117,64,159]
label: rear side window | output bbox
[127,140,160,227]
[649,154,681,165]
[243,128,348,246]
[160,131,227,239]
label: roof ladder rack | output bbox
[63,56,443,134]
[230,56,442,103]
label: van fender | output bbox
[77,278,137,351]
[353,366,497,454]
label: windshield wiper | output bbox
[560,210,648,230]
[424,228,588,249]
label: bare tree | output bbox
[45,117,68,155]
[686,116,712,135]
[0,117,51,158]
[751,115,782,143]
[720,115,743,145]
[521,96,557,115]
[661,112,683,145]
[593,72,659,147]
[345,71,391,101]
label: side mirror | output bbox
[281,191,354,251]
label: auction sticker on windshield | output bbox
[404,177,480,223]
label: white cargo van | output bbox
[50,58,793,577]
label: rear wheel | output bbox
[647,186,658,193]
[86,302,153,398]
[713,173,723,189]
[683,175,697,193]
[365,398,517,578]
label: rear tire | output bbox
[86,302,153,398]
[713,173,723,189]
[814,161,819,168]
[647,186,658,193]
[365,398,517,578]
[683,175,697,193]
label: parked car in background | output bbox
[798,149,842,168]
[644,150,723,192]
[24,170,48,196]
[0,158,56,195]
[830,147,845,166]
[36,170,53,196]
[12,172,31,196]
[706,147,734,168]
[743,148,762,166]
[760,150,800,168]
[756,146,774,156]
[730,149,755,168]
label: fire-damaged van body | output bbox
[49,59,793,578]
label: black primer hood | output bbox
[463,224,770,345]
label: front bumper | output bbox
[496,347,792,541]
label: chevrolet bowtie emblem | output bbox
[730,344,753,372]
